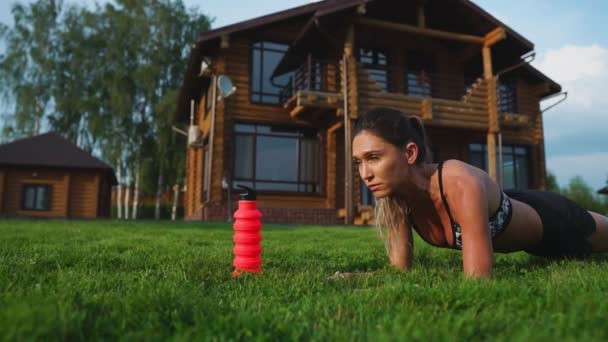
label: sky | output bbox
[1,0,607,191]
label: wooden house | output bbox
[175,0,561,225]
[0,133,117,218]
[599,186,608,195]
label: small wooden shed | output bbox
[0,133,117,218]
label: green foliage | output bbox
[0,0,212,195]
[2,220,608,340]
[546,171,608,214]
[545,170,560,193]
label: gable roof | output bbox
[0,133,117,183]
[599,186,608,195]
[175,0,551,121]
[195,0,532,48]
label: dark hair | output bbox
[353,107,431,163]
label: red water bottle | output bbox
[232,185,263,276]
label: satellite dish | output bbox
[217,75,236,99]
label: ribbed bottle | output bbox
[232,186,262,276]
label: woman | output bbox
[352,107,608,278]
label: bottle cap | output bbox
[237,185,256,200]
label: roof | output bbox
[598,186,608,195]
[522,63,562,97]
[175,0,555,121]
[196,0,367,44]
[0,132,117,184]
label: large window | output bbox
[469,144,529,189]
[250,41,293,105]
[405,50,435,97]
[498,77,518,113]
[233,123,321,193]
[359,48,390,91]
[21,184,51,211]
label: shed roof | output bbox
[0,132,117,184]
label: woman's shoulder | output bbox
[440,159,490,192]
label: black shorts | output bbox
[504,189,597,258]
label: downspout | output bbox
[202,75,218,215]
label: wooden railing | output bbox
[356,63,492,130]
[279,58,341,104]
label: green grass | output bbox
[1,219,608,341]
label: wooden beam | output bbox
[487,132,497,181]
[328,120,343,133]
[484,27,506,47]
[482,47,493,79]
[290,105,305,118]
[421,98,432,120]
[354,17,485,44]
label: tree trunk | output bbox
[155,169,164,220]
[132,163,140,220]
[116,158,122,219]
[124,172,131,220]
[171,183,179,221]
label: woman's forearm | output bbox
[389,224,413,271]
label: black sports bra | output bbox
[437,160,513,249]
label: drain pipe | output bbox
[201,75,218,217]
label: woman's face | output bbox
[352,130,414,199]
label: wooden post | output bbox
[482,47,493,78]
[344,25,355,225]
[483,46,498,181]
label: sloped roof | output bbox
[598,186,608,195]
[175,0,554,121]
[0,132,117,183]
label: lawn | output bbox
[1,219,608,341]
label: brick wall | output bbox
[185,203,341,225]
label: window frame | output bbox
[468,143,530,190]
[498,77,519,114]
[249,41,292,106]
[358,47,391,92]
[21,184,52,211]
[405,50,436,98]
[232,122,323,195]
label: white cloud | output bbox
[535,44,608,109]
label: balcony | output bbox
[279,58,343,122]
[279,57,529,129]
[355,63,531,130]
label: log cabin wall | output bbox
[0,166,108,218]
[181,2,560,223]
[68,171,100,218]
[2,167,69,218]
